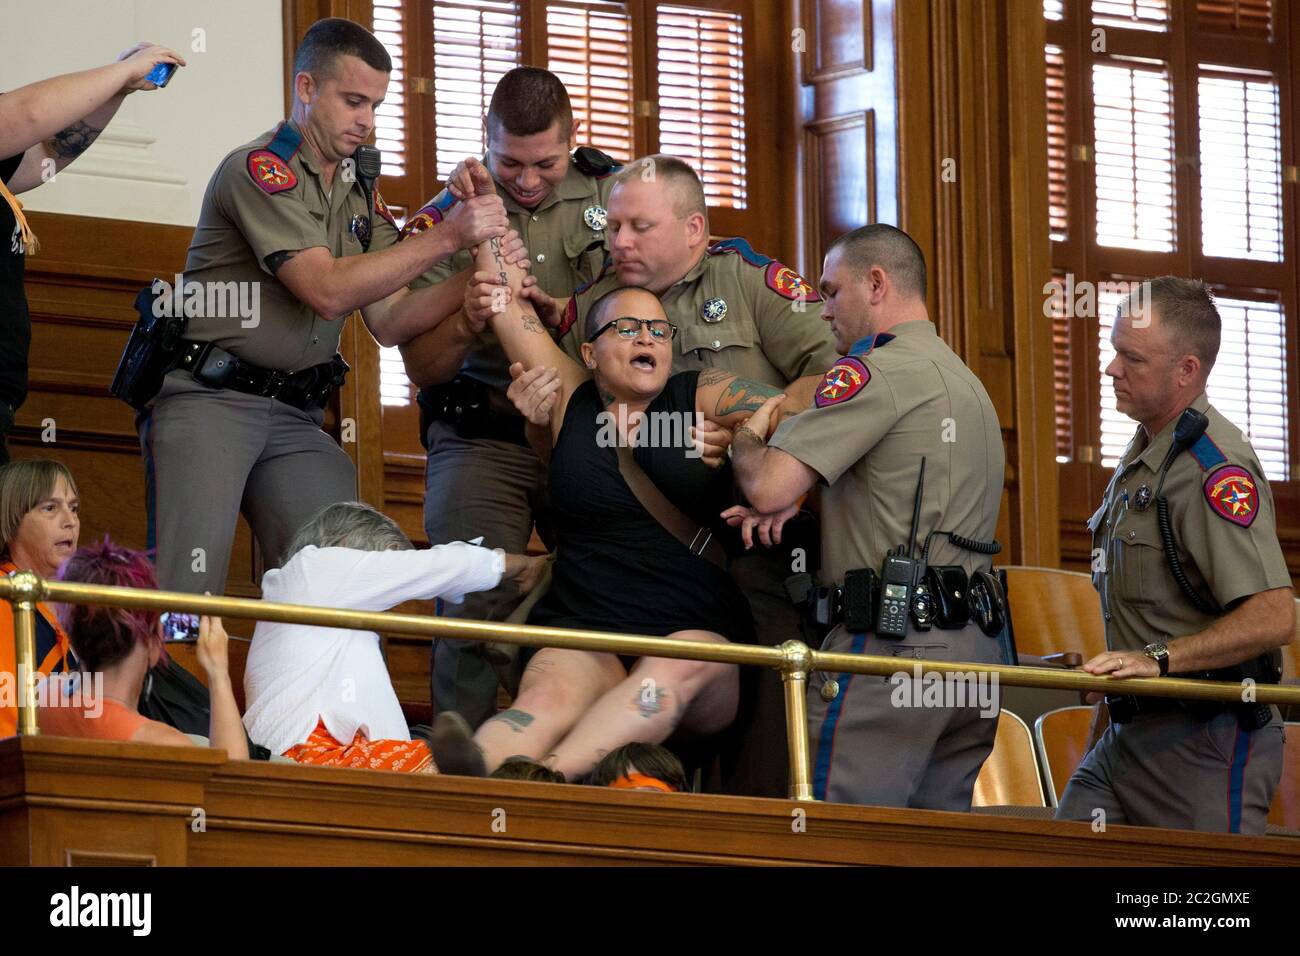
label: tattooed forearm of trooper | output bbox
[46,120,104,158]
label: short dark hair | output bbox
[489,758,566,784]
[588,742,688,792]
[294,18,392,81]
[826,223,927,301]
[1124,276,1221,374]
[487,67,573,140]
[585,285,660,340]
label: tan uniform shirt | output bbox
[558,238,839,388]
[184,122,399,372]
[401,157,616,396]
[1090,392,1291,653]
[767,320,1005,586]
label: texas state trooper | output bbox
[398,67,620,729]
[1055,278,1291,834]
[730,224,1007,809]
[126,19,508,594]
[515,155,839,796]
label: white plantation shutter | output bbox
[1096,283,1137,467]
[1049,274,1074,462]
[547,2,635,163]
[656,4,747,209]
[1198,70,1284,262]
[1092,61,1176,252]
[1205,296,1288,480]
[1091,0,1170,31]
[1044,0,1064,19]
[432,0,521,180]
[372,0,409,179]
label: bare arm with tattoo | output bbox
[693,368,821,434]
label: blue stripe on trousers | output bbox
[812,631,868,801]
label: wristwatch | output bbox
[1143,641,1170,676]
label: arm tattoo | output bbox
[490,236,545,335]
[487,708,535,734]
[46,120,103,159]
[697,367,730,387]
[264,250,300,275]
[715,378,782,418]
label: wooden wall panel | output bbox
[803,111,873,274]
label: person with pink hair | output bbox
[38,537,248,758]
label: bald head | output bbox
[585,286,664,340]
[825,224,927,301]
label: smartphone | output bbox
[145,62,177,88]
[160,611,200,641]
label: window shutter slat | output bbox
[1046,45,1069,242]
[546,2,635,163]
[656,4,747,209]
[372,0,408,179]
[1092,0,1170,31]
[432,0,522,181]
[1093,61,1177,252]
[1197,0,1272,39]
[1050,273,1074,462]
[1198,69,1283,262]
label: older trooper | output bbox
[492,155,839,796]
[1055,278,1291,835]
[398,67,620,730]
[728,225,1006,809]
[136,19,509,595]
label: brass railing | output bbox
[4,570,1299,801]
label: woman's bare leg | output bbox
[545,630,739,781]
[473,647,625,772]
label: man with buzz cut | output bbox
[469,154,840,796]
[399,66,624,731]
[1056,277,1291,834]
[132,17,509,596]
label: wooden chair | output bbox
[1001,566,1106,663]
[972,710,1047,808]
[1034,705,1095,807]
[1268,722,1300,830]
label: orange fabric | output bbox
[608,772,677,792]
[283,718,435,774]
[38,697,150,742]
[1,561,71,738]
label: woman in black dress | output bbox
[468,236,813,781]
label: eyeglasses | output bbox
[587,316,678,343]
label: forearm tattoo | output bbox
[264,249,300,275]
[715,378,782,418]
[47,120,103,158]
[487,708,535,734]
[697,367,729,387]
[490,236,545,335]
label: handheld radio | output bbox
[877,458,926,638]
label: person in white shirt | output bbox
[242,501,543,773]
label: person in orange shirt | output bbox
[38,537,247,758]
[0,458,80,737]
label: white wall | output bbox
[6,0,285,226]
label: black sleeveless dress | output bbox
[529,371,754,648]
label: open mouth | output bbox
[630,351,657,372]
[511,186,542,203]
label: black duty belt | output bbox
[418,377,528,448]
[170,340,347,412]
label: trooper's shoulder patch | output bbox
[400,190,458,239]
[1204,464,1258,527]
[247,149,296,195]
[815,357,870,408]
[374,190,397,228]
[765,262,822,302]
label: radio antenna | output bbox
[908,458,926,559]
